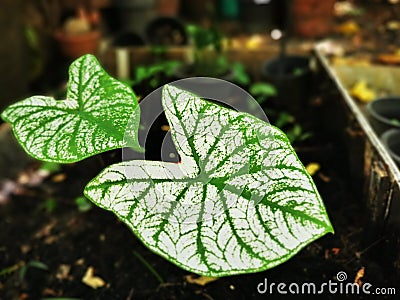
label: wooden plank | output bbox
[364,142,391,224]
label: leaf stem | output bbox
[133,251,164,284]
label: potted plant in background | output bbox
[54,6,101,59]
[23,0,110,89]
[261,0,313,112]
[145,17,188,46]
[185,24,249,84]
[261,0,335,111]
[367,97,400,135]
[156,0,181,17]
[262,55,313,111]
[290,0,336,38]
[111,0,157,36]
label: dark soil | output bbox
[1,87,399,300]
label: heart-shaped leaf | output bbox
[1,54,141,163]
[84,85,333,277]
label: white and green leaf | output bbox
[1,54,141,163]
[84,85,333,277]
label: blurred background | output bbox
[1,0,399,110]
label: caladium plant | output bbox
[1,55,142,163]
[2,54,333,277]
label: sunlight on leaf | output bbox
[85,85,333,277]
[1,54,142,163]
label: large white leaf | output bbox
[85,85,333,276]
[1,54,141,163]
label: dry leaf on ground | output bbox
[82,266,106,289]
[306,163,321,176]
[354,267,365,286]
[185,275,219,286]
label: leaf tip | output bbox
[1,109,8,122]
[327,223,335,234]
[76,53,97,62]
[162,84,173,94]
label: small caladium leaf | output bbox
[84,85,333,277]
[1,54,141,163]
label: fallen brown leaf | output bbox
[44,235,59,244]
[335,20,360,36]
[185,275,219,286]
[52,173,67,183]
[331,248,341,256]
[386,20,400,30]
[20,244,31,254]
[34,221,56,239]
[18,293,28,300]
[82,266,106,289]
[306,163,321,176]
[354,267,365,286]
[318,172,331,183]
[377,53,400,65]
[56,264,72,281]
[42,287,62,297]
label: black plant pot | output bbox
[240,0,278,32]
[262,56,312,111]
[145,17,188,46]
[367,97,400,136]
[112,0,157,35]
[381,129,400,167]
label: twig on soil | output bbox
[345,236,385,264]
[133,251,164,284]
[156,281,183,292]
[195,289,215,300]
[126,288,134,300]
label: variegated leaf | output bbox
[1,54,141,163]
[85,85,333,276]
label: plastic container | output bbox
[381,129,400,167]
[54,30,100,59]
[367,97,400,135]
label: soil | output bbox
[1,81,400,300]
[1,3,400,299]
